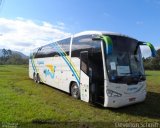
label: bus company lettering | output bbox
[37,60,44,65]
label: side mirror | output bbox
[146,42,157,57]
[100,36,113,55]
[139,41,156,57]
[92,35,113,55]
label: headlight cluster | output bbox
[106,89,122,97]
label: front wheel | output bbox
[71,83,80,99]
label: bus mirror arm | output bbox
[138,41,157,57]
[92,35,113,55]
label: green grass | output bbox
[0,65,160,128]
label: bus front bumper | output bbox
[104,91,146,108]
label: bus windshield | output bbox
[106,35,145,84]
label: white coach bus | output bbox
[29,31,156,108]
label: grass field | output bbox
[0,65,160,128]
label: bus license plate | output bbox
[129,97,136,102]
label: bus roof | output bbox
[32,31,136,51]
[73,30,133,39]
[74,31,110,37]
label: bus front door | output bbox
[80,51,89,102]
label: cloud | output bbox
[57,22,65,27]
[0,17,71,55]
[140,45,160,58]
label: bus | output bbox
[29,31,156,108]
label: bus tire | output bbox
[36,74,41,84]
[71,82,80,99]
[33,73,37,83]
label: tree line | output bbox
[143,49,160,70]
[0,49,28,65]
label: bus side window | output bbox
[34,47,42,58]
[80,51,89,75]
[58,38,71,56]
[35,45,59,58]
[72,35,93,58]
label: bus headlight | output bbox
[106,89,122,97]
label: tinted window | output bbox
[80,51,89,75]
[34,38,71,58]
[35,44,59,58]
[57,38,71,56]
[30,48,38,58]
[106,35,145,84]
[72,35,101,58]
[109,35,137,53]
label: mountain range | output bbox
[0,49,28,59]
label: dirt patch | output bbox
[11,85,25,94]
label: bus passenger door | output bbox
[80,51,89,102]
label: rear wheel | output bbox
[33,73,37,82]
[36,74,41,84]
[71,82,80,99]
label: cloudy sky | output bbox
[0,0,160,56]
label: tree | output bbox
[0,48,28,65]
[2,48,7,57]
[151,49,160,70]
[7,49,12,56]
[143,49,160,70]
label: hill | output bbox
[0,48,28,65]
[0,49,28,59]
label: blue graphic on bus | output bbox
[44,65,56,79]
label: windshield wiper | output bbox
[120,73,146,82]
[119,73,132,76]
